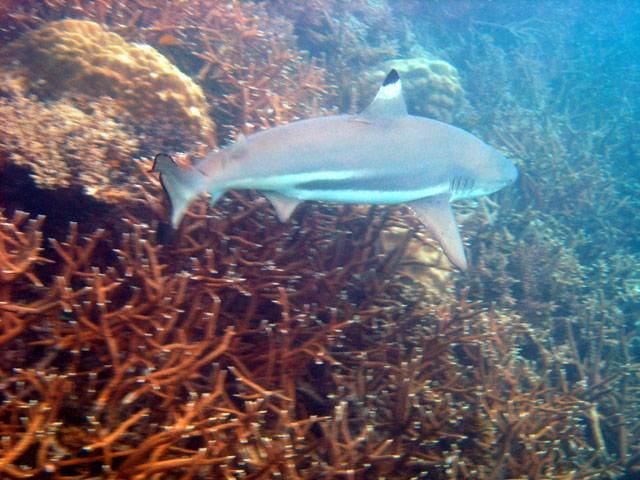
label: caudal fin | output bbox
[152,154,206,227]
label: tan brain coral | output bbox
[4,19,214,147]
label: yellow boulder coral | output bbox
[370,58,465,123]
[4,19,214,147]
[378,226,454,301]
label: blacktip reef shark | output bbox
[153,69,517,270]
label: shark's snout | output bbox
[492,150,518,187]
[506,158,518,185]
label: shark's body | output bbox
[153,70,517,270]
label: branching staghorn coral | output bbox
[177,0,336,140]
[270,0,406,74]
[434,6,640,475]
[1,193,634,478]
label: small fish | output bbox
[153,70,517,270]
[157,34,184,46]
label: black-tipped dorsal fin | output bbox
[362,69,407,118]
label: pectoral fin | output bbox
[407,195,468,271]
[264,192,301,222]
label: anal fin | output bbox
[407,194,468,271]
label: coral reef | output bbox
[442,6,640,477]
[2,19,215,149]
[0,1,639,479]
[270,0,406,74]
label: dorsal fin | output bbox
[362,69,407,118]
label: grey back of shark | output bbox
[153,69,518,270]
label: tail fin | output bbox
[152,154,206,227]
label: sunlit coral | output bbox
[3,19,215,149]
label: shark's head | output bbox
[482,148,518,194]
[450,146,518,201]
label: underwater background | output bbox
[0,1,639,478]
